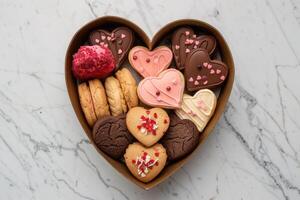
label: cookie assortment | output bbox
[71,25,228,183]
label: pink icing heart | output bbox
[207,64,212,69]
[210,69,215,74]
[216,69,221,74]
[197,75,202,80]
[137,69,184,108]
[129,46,173,77]
[203,62,208,67]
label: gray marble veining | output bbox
[0,0,300,199]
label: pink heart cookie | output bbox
[137,69,184,109]
[128,46,173,77]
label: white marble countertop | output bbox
[1,0,300,199]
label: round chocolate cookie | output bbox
[93,114,135,159]
[161,114,200,161]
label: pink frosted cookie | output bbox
[137,69,184,109]
[128,46,173,77]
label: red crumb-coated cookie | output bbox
[72,45,116,80]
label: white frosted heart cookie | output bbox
[124,142,167,183]
[175,89,216,131]
[126,107,170,147]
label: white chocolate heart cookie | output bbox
[175,89,216,131]
[124,142,167,183]
[126,107,170,147]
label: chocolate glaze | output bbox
[184,49,228,91]
[89,27,134,69]
[172,27,216,70]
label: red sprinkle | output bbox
[146,58,150,63]
[133,55,137,60]
[143,152,148,156]
[155,152,159,157]
[155,162,159,166]
[166,86,171,91]
[137,125,142,129]
[154,113,158,118]
[132,159,136,164]
[164,119,168,124]
[156,91,160,96]
[146,110,150,114]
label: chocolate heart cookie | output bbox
[172,27,216,70]
[161,114,199,161]
[89,27,134,69]
[93,115,135,159]
[184,49,228,91]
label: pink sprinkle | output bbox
[101,35,106,40]
[189,39,194,44]
[210,69,215,74]
[121,34,126,38]
[185,48,190,53]
[185,31,190,36]
[195,41,200,45]
[104,44,108,48]
[95,39,100,43]
[185,39,190,44]
[207,64,212,69]
[188,77,194,82]
[100,42,104,46]
[194,45,198,49]
[194,80,199,85]
[193,34,196,38]
[107,36,111,41]
[118,49,123,54]
[203,62,208,67]
[216,69,221,74]
[220,75,225,80]
[203,80,208,85]
[196,75,202,80]
[175,45,180,50]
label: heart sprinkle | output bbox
[194,80,199,85]
[118,49,123,54]
[121,33,126,38]
[216,69,221,74]
[95,39,100,43]
[137,114,159,136]
[210,69,215,74]
[185,31,190,36]
[101,35,106,40]
[185,48,190,53]
[132,152,159,177]
[220,75,225,80]
[175,45,180,50]
[197,75,202,80]
[189,77,194,82]
[207,64,212,69]
[203,62,208,67]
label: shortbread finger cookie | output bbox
[78,82,97,127]
[105,76,127,116]
[88,79,110,118]
[115,68,138,109]
[124,142,167,183]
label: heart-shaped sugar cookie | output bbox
[126,107,170,147]
[172,27,216,70]
[128,46,173,77]
[175,89,217,131]
[137,69,185,109]
[184,49,228,91]
[124,142,167,183]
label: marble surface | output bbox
[1,0,300,199]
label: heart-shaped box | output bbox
[65,16,234,190]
